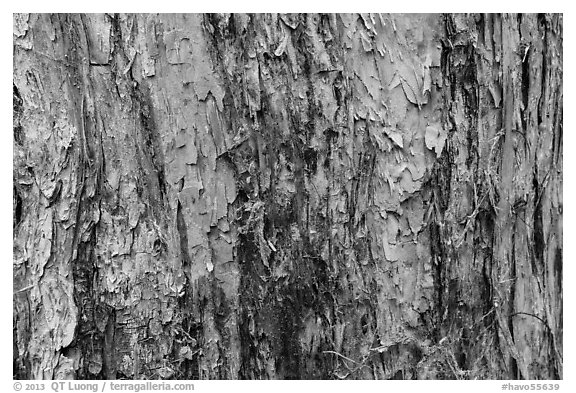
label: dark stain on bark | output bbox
[71,231,107,379]
[14,187,23,229]
[237,228,263,379]
[13,84,24,145]
[176,201,192,277]
[102,308,117,379]
[532,175,545,274]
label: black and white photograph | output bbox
[12,11,563,383]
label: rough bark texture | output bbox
[13,13,562,380]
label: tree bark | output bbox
[13,13,562,380]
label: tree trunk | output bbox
[13,13,562,380]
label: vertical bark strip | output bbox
[13,13,562,380]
